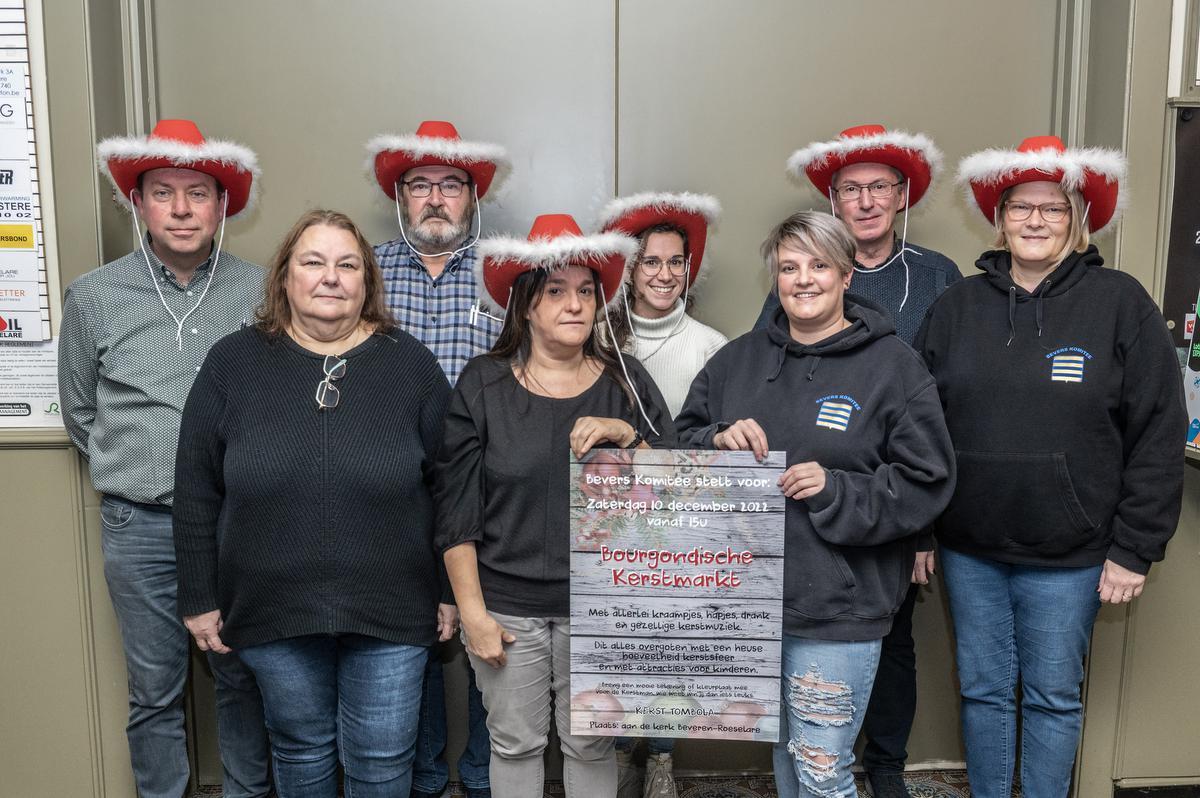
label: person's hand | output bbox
[436,603,459,643]
[1098,559,1146,604]
[184,610,230,654]
[570,416,636,458]
[713,419,769,461]
[912,550,936,585]
[461,611,516,669]
[779,461,826,500]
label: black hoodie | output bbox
[916,246,1186,574]
[676,297,956,641]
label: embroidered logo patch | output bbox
[1046,347,1093,383]
[815,394,861,432]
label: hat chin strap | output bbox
[829,186,913,314]
[600,292,660,438]
[394,181,481,261]
[134,189,229,351]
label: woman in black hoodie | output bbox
[677,211,955,798]
[918,136,1185,798]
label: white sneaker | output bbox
[616,748,643,798]
[642,752,677,798]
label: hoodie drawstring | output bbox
[767,344,787,382]
[806,355,821,381]
[1006,286,1017,347]
[1035,279,1050,338]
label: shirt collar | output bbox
[144,233,215,288]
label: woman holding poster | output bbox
[433,214,675,798]
[598,190,725,797]
[676,211,955,798]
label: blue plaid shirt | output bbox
[376,237,502,385]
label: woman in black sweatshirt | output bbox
[676,210,955,798]
[918,136,1185,798]
[174,210,450,798]
[433,214,675,798]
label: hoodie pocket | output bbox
[940,450,1097,556]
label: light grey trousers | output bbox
[466,613,616,797]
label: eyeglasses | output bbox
[636,256,688,277]
[315,355,347,410]
[833,180,905,202]
[401,178,470,198]
[1003,201,1071,223]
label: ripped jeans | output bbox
[773,635,883,798]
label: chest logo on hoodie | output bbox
[1046,347,1093,383]
[815,394,861,432]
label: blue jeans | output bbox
[773,635,882,798]
[412,647,491,792]
[614,736,676,755]
[100,495,270,798]
[941,547,1102,798]
[238,634,426,798]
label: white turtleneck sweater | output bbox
[626,300,728,417]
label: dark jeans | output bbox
[100,495,271,798]
[861,583,919,775]
[411,645,491,792]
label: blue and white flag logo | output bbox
[815,394,861,432]
[1046,347,1093,384]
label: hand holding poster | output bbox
[569,448,785,742]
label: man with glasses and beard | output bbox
[366,120,511,798]
[754,125,960,798]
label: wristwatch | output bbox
[625,429,644,449]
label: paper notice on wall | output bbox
[0,49,49,342]
[0,338,60,427]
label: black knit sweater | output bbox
[173,327,451,649]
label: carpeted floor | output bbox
[195,770,1016,796]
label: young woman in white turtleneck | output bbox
[622,224,727,417]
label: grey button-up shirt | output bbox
[58,241,264,505]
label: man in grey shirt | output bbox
[59,119,270,798]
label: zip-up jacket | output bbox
[677,297,956,640]
[916,246,1186,574]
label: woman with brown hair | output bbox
[434,214,675,797]
[174,209,452,798]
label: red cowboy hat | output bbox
[98,119,259,218]
[786,124,943,207]
[957,135,1125,234]
[366,120,510,201]
[475,214,637,312]
[597,192,721,286]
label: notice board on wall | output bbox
[0,0,61,429]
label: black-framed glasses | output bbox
[1003,201,1071,223]
[401,178,471,198]
[833,180,905,202]
[315,355,347,410]
[636,256,689,277]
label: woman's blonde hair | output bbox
[762,211,856,293]
[993,185,1090,266]
[255,209,394,336]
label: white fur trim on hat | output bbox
[786,130,944,184]
[364,134,511,190]
[97,135,260,215]
[955,145,1126,191]
[596,191,721,229]
[474,231,638,313]
[956,145,1127,234]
